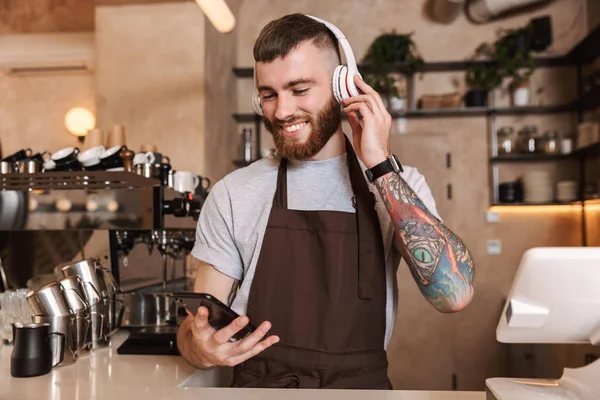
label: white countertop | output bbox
[0,330,485,400]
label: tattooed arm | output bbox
[342,75,474,312]
[374,172,475,313]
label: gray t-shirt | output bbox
[192,152,441,348]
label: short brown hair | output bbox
[253,13,341,64]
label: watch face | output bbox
[391,154,403,173]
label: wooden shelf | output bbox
[232,56,570,78]
[490,143,600,163]
[232,102,576,122]
[490,153,567,163]
[492,102,576,115]
[491,201,582,207]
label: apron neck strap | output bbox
[274,157,288,208]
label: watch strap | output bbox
[365,155,403,183]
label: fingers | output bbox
[353,75,388,115]
[343,102,374,122]
[233,321,274,354]
[343,94,383,117]
[227,334,280,366]
[191,306,212,335]
[212,314,251,345]
[346,110,362,133]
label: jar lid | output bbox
[497,126,514,134]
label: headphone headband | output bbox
[305,15,359,75]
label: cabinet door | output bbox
[385,133,458,390]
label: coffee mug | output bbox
[173,171,200,193]
[133,152,155,166]
[78,146,105,170]
[99,145,126,171]
[51,147,82,172]
[2,148,32,163]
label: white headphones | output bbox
[252,15,361,116]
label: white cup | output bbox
[133,152,156,165]
[173,171,200,193]
[560,138,573,154]
[78,146,105,167]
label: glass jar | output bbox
[544,130,560,154]
[497,126,515,154]
[517,125,539,153]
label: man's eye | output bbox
[294,89,308,95]
[261,93,275,101]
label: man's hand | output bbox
[342,75,392,168]
[187,305,280,368]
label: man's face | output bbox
[256,40,341,161]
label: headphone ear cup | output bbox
[339,65,351,102]
[332,65,344,104]
[346,70,360,98]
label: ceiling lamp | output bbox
[195,0,236,34]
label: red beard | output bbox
[264,96,341,160]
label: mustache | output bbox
[274,116,309,126]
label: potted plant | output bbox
[494,26,536,106]
[464,43,502,107]
[464,23,537,108]
[362,31,424,110]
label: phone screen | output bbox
[173,292,256,341]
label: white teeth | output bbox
[284,122,306,133]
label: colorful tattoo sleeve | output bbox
[375,172,475,312]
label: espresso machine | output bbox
[0,170,205,356]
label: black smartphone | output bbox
[172,292,256,341]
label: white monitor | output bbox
[496,247,600,345]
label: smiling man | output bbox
[176,13,475,389]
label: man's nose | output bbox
[274,94,295,122]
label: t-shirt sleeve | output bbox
[191,180,243,281]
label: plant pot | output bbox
[511,80,530,107]
[465,89,488,107]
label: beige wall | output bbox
[0,72,95,157]
[204,0,243,180]
[230,0,592,391]
[95,3,206,174]
[0,0,94,34]
[0,0,95,159]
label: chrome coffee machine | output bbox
[0,170,205,356]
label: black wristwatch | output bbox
[365,154,404,183]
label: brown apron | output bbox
[232,135,391,389]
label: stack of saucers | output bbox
[556,180,578,202]
[523,171,553,203]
